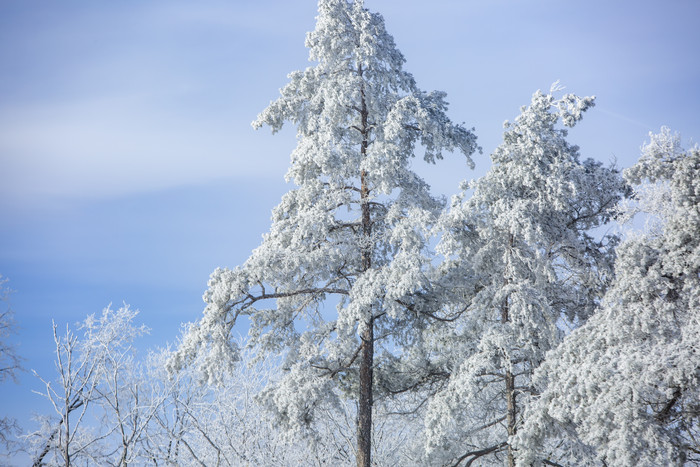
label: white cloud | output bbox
[0,1,308,207]
[0,95,291,203]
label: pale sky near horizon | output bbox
[1,0,699,455]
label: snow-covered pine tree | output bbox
[515,128,700,466]
[422,85,625,466]
[169,1,478,466]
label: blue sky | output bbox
[1,0,699,448]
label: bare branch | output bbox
[451,442,508,467]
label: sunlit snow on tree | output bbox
[168,1,477,465]
[515,128,700,466]
[422,85,626,466]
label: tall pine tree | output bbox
[423,86,625,466]
[169,1,478,465]
[516,128,700,466]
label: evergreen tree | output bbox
[516,128,700,466]
[423,86,625,466]
[169,1,478,465]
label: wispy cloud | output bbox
[0,1,307,206]
[0,96,290,203]
[595,107,653,131]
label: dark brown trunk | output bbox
[356,64,373,467]
[357,310,373,467]
[505,367,516,467]
[503,234,516,467]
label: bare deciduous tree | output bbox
[28,305,148,466]
[0,275,23,457]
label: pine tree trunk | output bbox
[505,369,516,467]
[356,66,373,467]
[357,317,373,467]
[504,234,516,467]
[356,168,374,467]
[502,294,517,467]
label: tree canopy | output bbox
[6,2,697,467]
[516,128,700,466]
[421,86,626,466]
[169,1,477,465]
